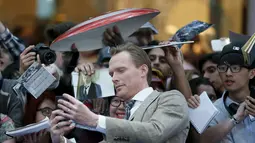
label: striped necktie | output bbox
[125,100,136,120]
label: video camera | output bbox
[31,43,56,65]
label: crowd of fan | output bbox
[0,19,255,143]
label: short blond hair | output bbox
[110,43,152,84]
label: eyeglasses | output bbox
[110,99,125,107]
[37,107,54,117]
[217,64,243,73]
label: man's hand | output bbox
[187,94,200,108]
[19,45,36,74]
[162,43,183,68]
[245,96,255,116]
[233,102,248,122]
[50,110,75,143]
[23,129,48,143]
[102,26,124,47]
[44,64,60,79]
[58,94,99,127]
[74,62,95,76]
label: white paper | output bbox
[94,68,115,98]
[188,92,219,134]
[5,117,50,137]
[17,62,56,99]
[71,72,79,98]
[211,38,230,51]
[142,41,194,50]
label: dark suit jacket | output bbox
[79,82,102,100]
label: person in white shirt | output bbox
[51,42,189,143]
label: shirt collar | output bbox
[222,91,241,106]
[85,82,92,88]
[132,87,154,102]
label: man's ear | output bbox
[249,68,255,79]
[140,64,149,79]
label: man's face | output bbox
[109,51,146,100]
[0,50,13,71]
[81,73,92,86]
[202,61,223,91]
[219,65,253,92]
[197,84,217,102]
[148,48,172,78]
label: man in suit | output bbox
[55,42,189,143]
[79,81,102,101]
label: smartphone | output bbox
[55,96,69,121]
[55,95,69,109]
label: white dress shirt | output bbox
[95,87,154,134]
[83,82,91,95]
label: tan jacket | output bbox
[103,90,189,143]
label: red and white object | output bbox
[50,8,160,51]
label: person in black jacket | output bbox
[0,75,23,127]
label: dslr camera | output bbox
[31,43,56,65]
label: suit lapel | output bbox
[129,90,160,121]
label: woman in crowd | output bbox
[189,77,217,102]
[186,77,217,143]
[107,96,126,119]
[22,91,56,143]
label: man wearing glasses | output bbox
[201,41,255,143]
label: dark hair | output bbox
[45,22,79,74]
[185,70,200,81]
[144,40,160,54]
[198,52,220,73]
[23,91,56,125]
[110,42,152,84]
[44,22,76,44]
[189,77,214,95]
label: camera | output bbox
[31,43,56,65]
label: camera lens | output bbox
[42,51,56,65]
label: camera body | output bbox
[31,43,56,65]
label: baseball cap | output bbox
[219,41,249,66]
[140,22,158,35]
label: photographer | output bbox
[19,45,60,85]
[44,22,79,96]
